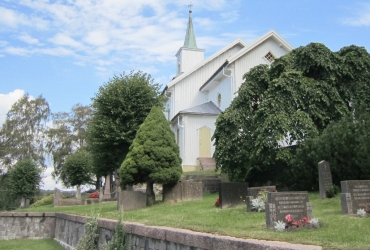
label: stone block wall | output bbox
[0,212,322,250]
[0,212,55,240]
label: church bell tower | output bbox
[176,6,205,75]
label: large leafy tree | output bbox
[46,104,93,186]
[0,94,50,170]
[9,159,42,206]
[87,71,163,183]
[213,43,370,184]
[294,102,370,190]
[62,150,93,199]
[120,106,182,205]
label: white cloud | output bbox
[343,3,370,26]
[0,89,25,126]
[49,33,83,48]
[18,34,40,45]
[220,10,240,23]
[0,6,49,29]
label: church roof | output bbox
[183,10,197,49]
[172,101,221,121]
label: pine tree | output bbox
[120,106,182,205]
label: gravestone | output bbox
[218,182,249,209]
[265,192,312,227]
[246,186,276,212]
[54,188,62,207]
[103,174,111,199]
[117,187,147,211]
[318,160,333,199]
[341,180,370,214]
[163,181,203,202]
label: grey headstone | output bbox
[218,182,249,209]
[163,181,203,202]
[265,192,312,227]
[318,160,333,199]
[117,190,147,211]
[340,180,370,214]
[246,186,276,211]
[54,188,62,207]
[103,174,111,199]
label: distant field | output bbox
[0,239,64,250]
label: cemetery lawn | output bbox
[21,192,370,250]
[0,239,64,250]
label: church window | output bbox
[264,52,275,63]
[217,93,221,107]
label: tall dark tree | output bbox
[87,71,163,187]
[46,104,93,186]
[120,106,182,205]
[213,43,370,184]
[9,159,42,207]
[0,94,50,170]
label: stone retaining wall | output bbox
[0,212,322,250]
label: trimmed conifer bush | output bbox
[120,106,182,205]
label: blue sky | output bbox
[0,0,369,189]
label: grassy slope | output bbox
[20,192,370,250]
[0,239,64,250]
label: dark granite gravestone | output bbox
[218,182,249,209]
[163,181,203,202]
[340,180,370,214]
[246,186,276,211]
[318,160,333,199]
[117,188,147,211]
[265,192,312,227]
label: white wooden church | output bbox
[163,9,294,171]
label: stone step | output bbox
[197,157,216,170]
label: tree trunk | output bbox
[76,185,81,201]
[114,169,121,198]
[146,181,155,206]
[95,175,101,190]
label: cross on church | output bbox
[188,3,193,12]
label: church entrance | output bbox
[199,126,211,157]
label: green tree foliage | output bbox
[0,173,17,210]
[213,43,370,184]
[120,106,182,205]
[294,103,370,189]
[62,150,93,187]
[9,159,42,200]
[0,94,50,170]
[87,71,163,179]
[46,104,93,186]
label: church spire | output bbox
[183,5,198,49]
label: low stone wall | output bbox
[0,212,322,250]
[0,212,56,240]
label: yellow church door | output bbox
[199,126,211,157]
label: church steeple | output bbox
[183,6,198,49]
[175,6,205,75]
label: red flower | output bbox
[295,220,301,227]
[285,214,293,223]
[89,192,99,198]
[215,198,220,207]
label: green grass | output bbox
[0,239,64,250]
[20,192,370,250]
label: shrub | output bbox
[30,194,54,208]
[76,216,100,250]
[326,185,340,198]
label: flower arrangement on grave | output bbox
[356,205,370,217]
[89,192,99,198]
[215,197,220,207]
[274,214,320,231]
[251,189,276,212]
